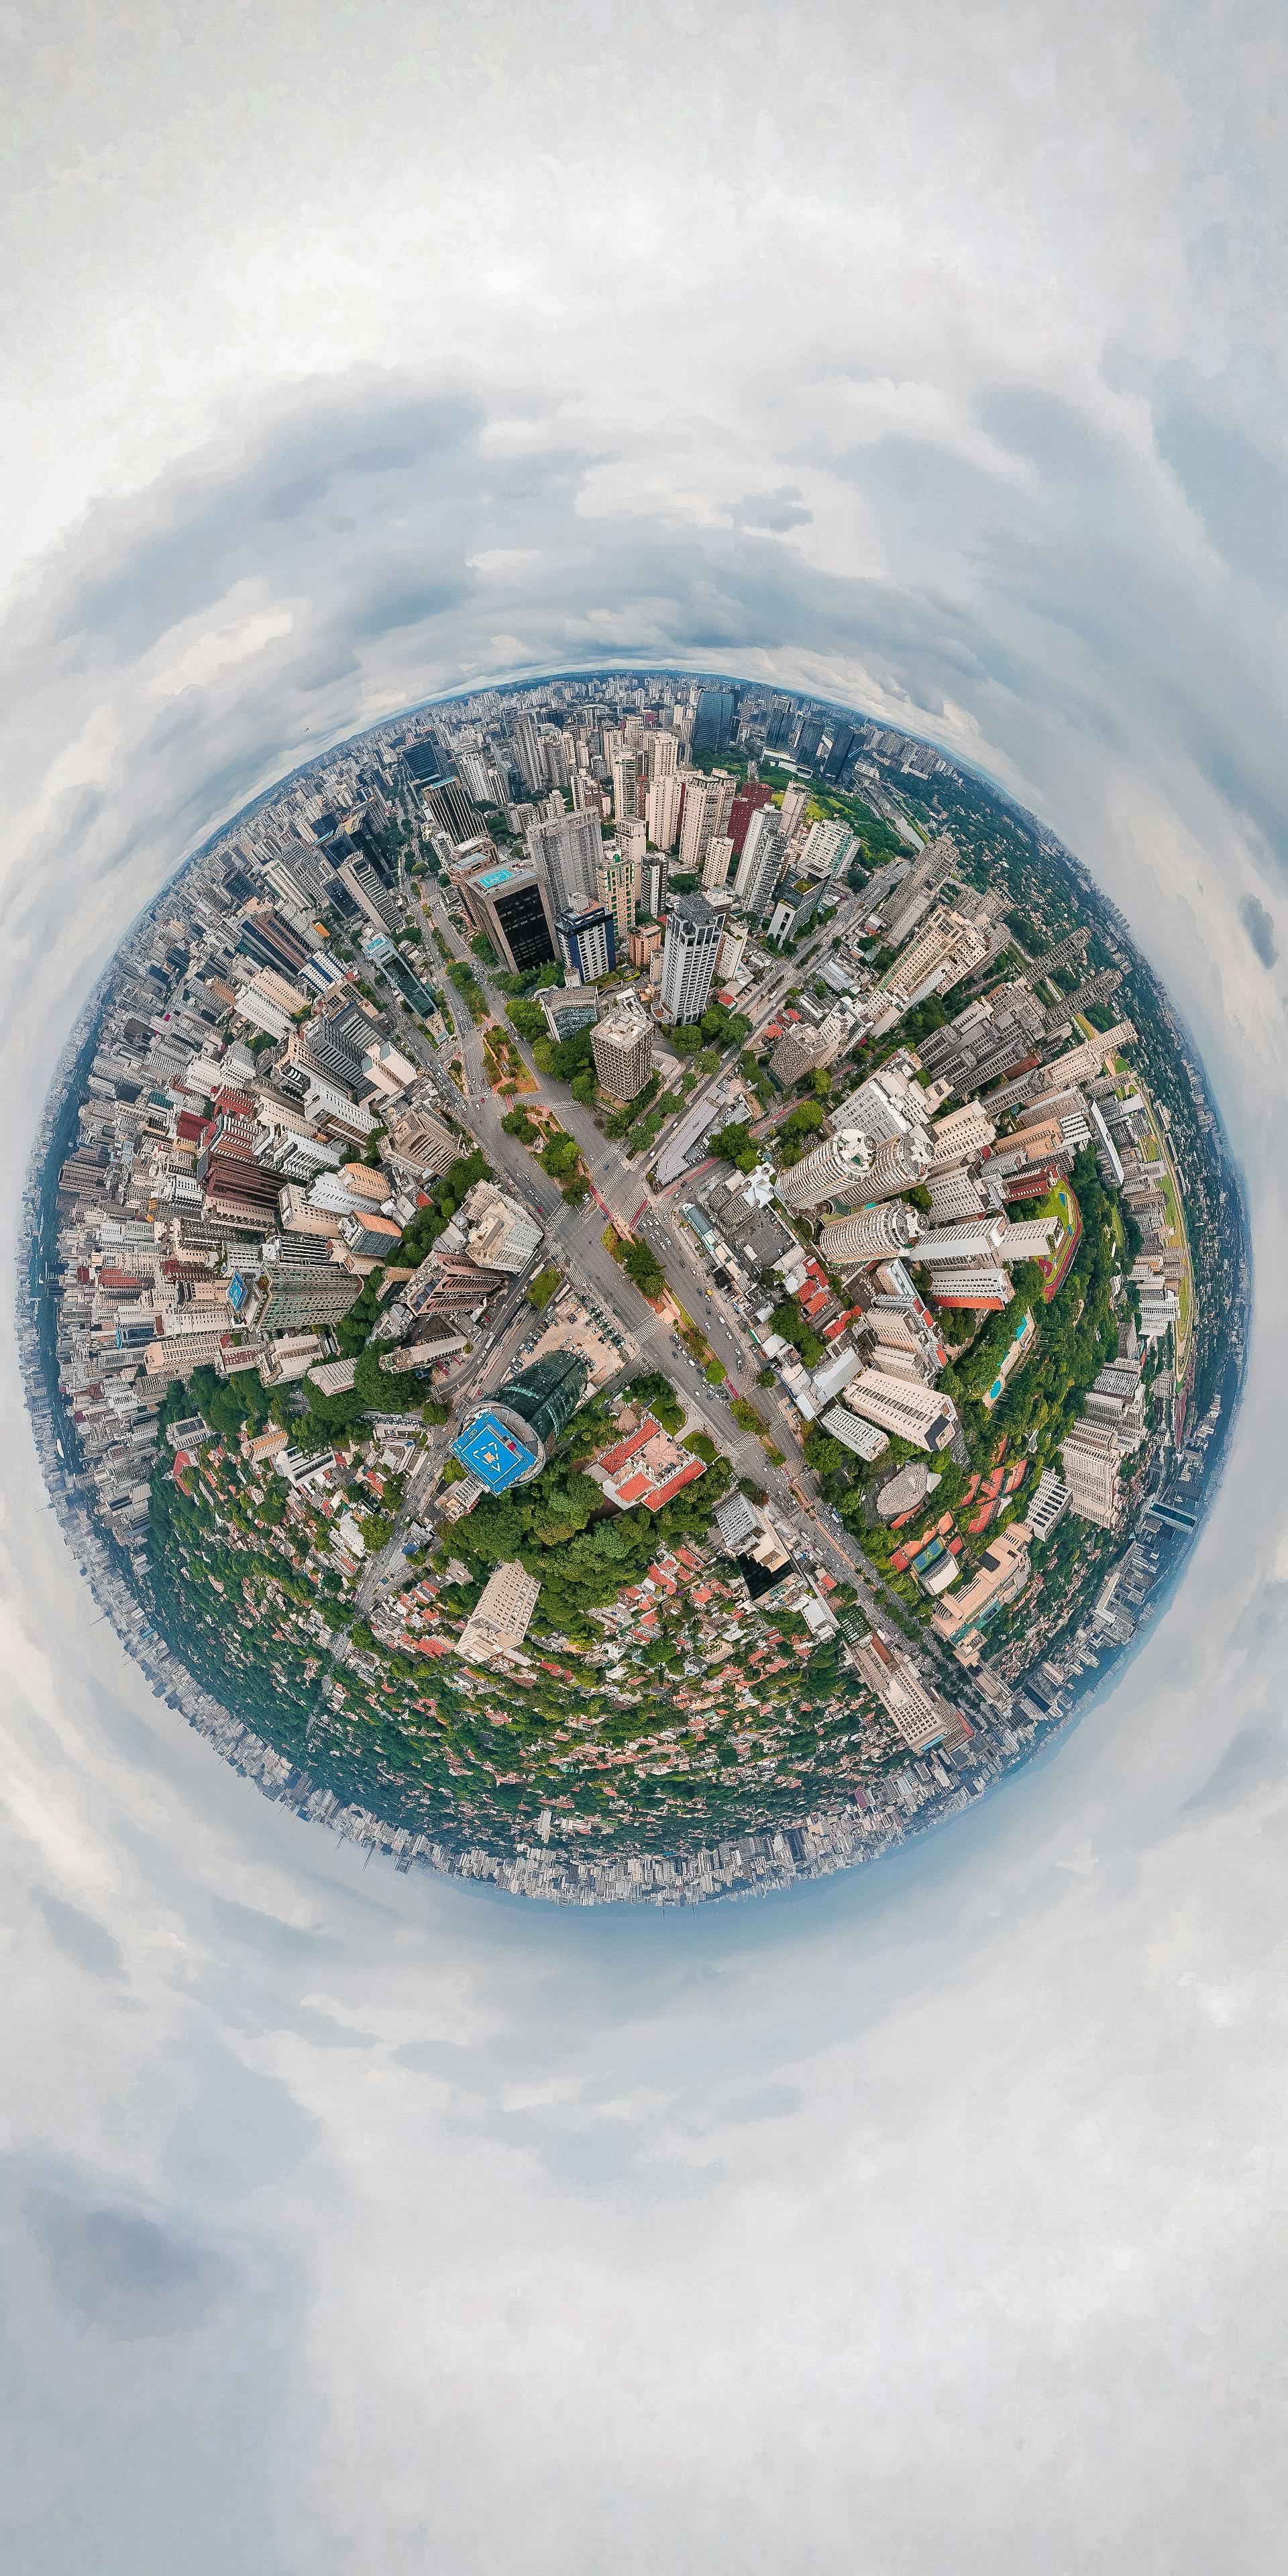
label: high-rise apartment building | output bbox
[591,1004,654,1102]
[702,835,735,890]
[1060,1421,1125,1526]
[818,1203,922,1266]
[728,781,773,853]
[678,769,735,873]
[526,808,602,914]
[645,770,682,851]
[732,809,784,919]
[879,905,991,1008]
[658,893,722,1025]
[862,1129,934,1201]
[770,1010,848,1086]
[845,1368,959,1452]
[458,1560,543,1669]
[596,847,637,949]
[774,1127,875,1211]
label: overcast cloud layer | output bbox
[3,5,1288,2568]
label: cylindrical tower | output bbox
[774,1127,873,1212]
[851,1128,933,1203]
[449,1349,590,1497]
[818,1201,922,1267]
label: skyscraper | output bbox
[645,770,682,851]
[702,834,735,890]
[733,808,784,918]
[818,1202,922,1265]
[676,768,736,874]
[774,1128,875,1211]
[591,1002,654,1102]
[526,808,602,913]
[659,892,722,1024]
[557,904,616,981]
[861,1130,934,1201]
[450,1348,590,1495]
[728,781,773,853]
[692,684,735,755]
[596,847,637,949]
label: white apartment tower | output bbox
[774,1126,875,1211]
[845,1368,959,1452]
[818,1202,922,1266]
[645,769,682,852]
[861,1129,934,1201]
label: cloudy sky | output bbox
[3,3,1288,2566]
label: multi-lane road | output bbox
[369,873,951,1668]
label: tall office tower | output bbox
[596,847,637,948]
[849,1630,958,1754]
[764,694,796,749]
[861,1128,934,1201]
[678,769,736,873]
[645,769,682,852]
[525,807,602,913]
[451,1348,590,1495]
[591,1002,654,1102]
[647,729,680,780]
[237,907,315,979]
[612,749,646,824]
[557,904,616,982]
[821,722,857,782]
[337,855,401,936]
[793,712,824,763]
[770,1010,849,1085]
[779,781,810,835]
[818,1202,922,1267]
[659,892,722,1025]
[702,834,735,890]
[422,771,486,849]
[511,713,547,797]
[879,830,959,947]
[845,1367,959,1452]
[691,684,735,755]
[539,726,570,792]
[774,1127,875,1211]
[799,818,860,881]
[879,905,991,1007]
[449,845,557,972]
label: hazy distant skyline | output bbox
[3,4,1288,2569]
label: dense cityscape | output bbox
[17,672,1249,1904]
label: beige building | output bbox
[1061,1421,1125,1527]
[931,1522,1032,1664]
[458,1560,543,1669]
[592,1004,654,1102]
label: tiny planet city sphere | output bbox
[21,672,1249,1904]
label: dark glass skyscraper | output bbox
[450,1350,590,1495]
[692,685,735,755]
